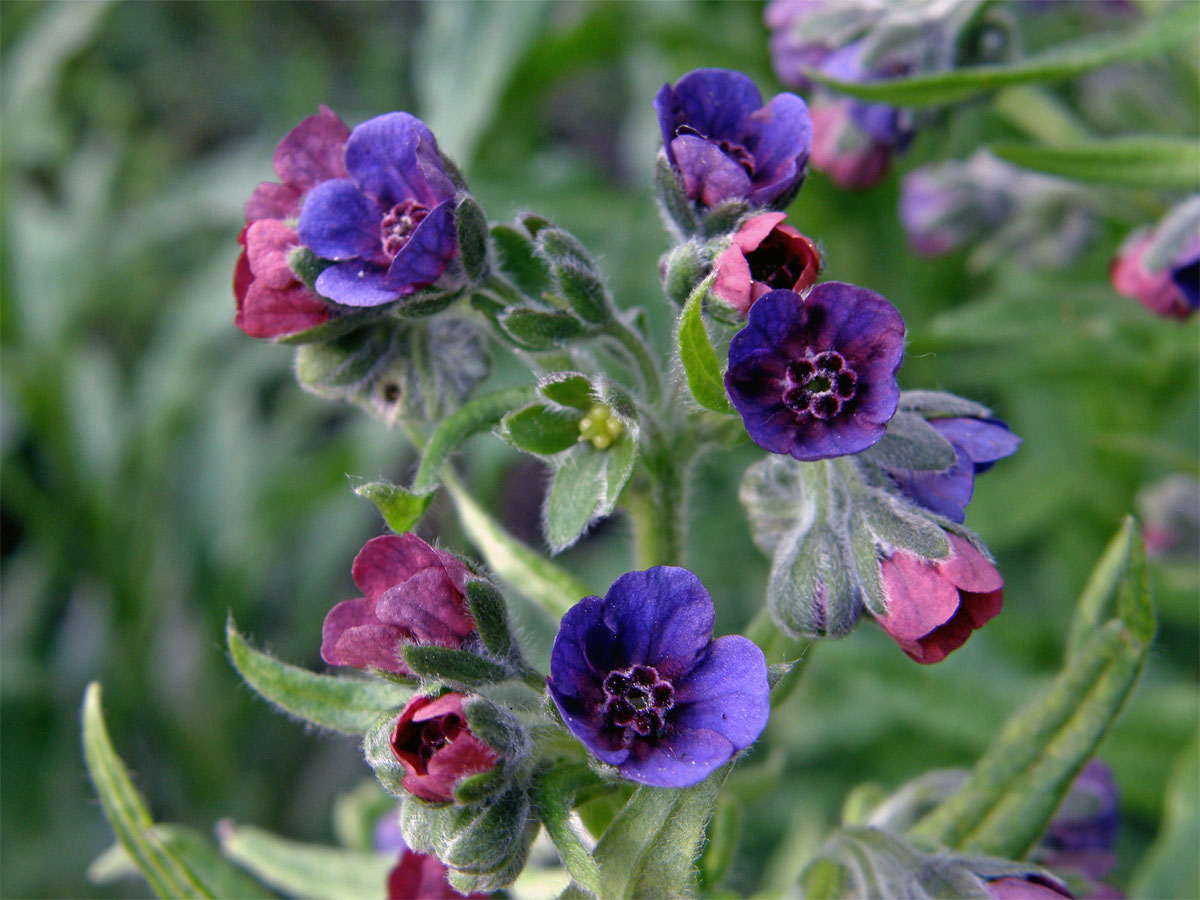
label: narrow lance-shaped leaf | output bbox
[989,137,1199,189]
[81,683,214,899]
[808,3,1198,107]
[401,645,510,687]
[354,479,433,534]
[909,519,1156,858]
[678,274,736,415]
[442,468,592,618]
[411,385,538,494]
[531,764,604,898]
[1067,515,1140,658]
[592,764,731,900]
[226,617,413,735]
[218,821,393,900]
[465,579,512,658]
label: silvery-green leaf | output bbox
[860,489,952,560]
[898,390,993,420]
[739,455,822,556]
[544,444,609,554]
[500,403,582,456]
[863,412,957,473]
[354,480,433,534]
[491,223,552,299]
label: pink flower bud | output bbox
[713,212,821,315]
[390,693,499,804]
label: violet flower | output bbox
[389,692,499,804]
[547,567,769,788]
[321,534,475,676]
[886,417,1021,523]
[875,533,1004,664]
[725,284,905,461]
[654,68,812,210]
[298,112,460,307]
[712,212,821,316]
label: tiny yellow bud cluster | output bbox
[578,404,624,450]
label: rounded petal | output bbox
[671,135,754,207]
[547,595,611,702]
[236,279,330,340]
[669,69,763,143]
[733,212,787,252]
[931,418,1021,471]
[615,725,735,788]
[385,199,459,293]
[745,92,812,203]
[314,260,408,307]
[942,535,1004,595]
[245,181,302,222]
[352,534,458,602]
[712,243,754,313]
[889,447,976,523]
[600,567,716,677]
[876,550,961,644]
[245,219,302,289]
[345,112,444,210]
[673,635,769,750]
[298,178,381,261]
[375,569,474,646]
[272,105,350,191]
[320,597,411,673]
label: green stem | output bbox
[603,317,663,406]
[624,441,686,568]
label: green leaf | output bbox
[364,711,408,797]
[81,683,214,899]
[491,223,552,299]
[531,765,604,898]
[898,390,993,420]
[909,523,1156,857]
[538,227,596,272]
[88,826,272,900]
[401,645,510,687]
[862,411,958,473]
[1129,734,1200,900]
[699,799,739,891]
[677,274,736,415]
[538,371,594,410]
[411,385,538,494]
[294,324,393,395]
[500,403,582,455]
[593,764,731,899]
[218,822,393,900]
[1067,516,1143,658]
[544,445,609,554]
[465,579,512,658]
[654,150,698,239]
[226,617,412,735]
[555,262,611,325]
[456,194,490,281]
[353,480,433,534]
[808,4,1199,108]
[500,308,586,350]
[858,488,952,560]
[442,469,592,619]
[989,137,1199,189]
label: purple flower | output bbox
[1111,230,1199,321]
[547,567,769,788]
[654,69,812,209]
[321,534,476,676]
[725,284,905,461]
[390,692,499,804]
[983,875,1074,899]
[875,532,1004,664]
[886,417,1021,523]
[1039,761,1120,885]
[298,112,460,308]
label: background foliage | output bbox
[1,1,1196,897]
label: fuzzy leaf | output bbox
[226,617,412,734]
[411,386,538,494]
[82,683,214,899]
[294,324,393,394]
[500,308,586,350]
[863,411,957,473]
[740,455,822,556]
[218,822,392,900]
[401,645,510,687]
[700,799,739,891]
[500,403,582,455]
[364,711,408,798]
[859,488,952,560]
[491,223,552,299]
[654,151,699,239]
[442,469,591,618]
[531,765,604,898]
[544,444,609,554]
[593,764,731,900]
[456,194,490,281]
[910,519,1156,858]
[354,480,433,534]
[898,390,993,420]
[465,579,512,658]
[989,137,1199,189]
[538,371,594,410]
[808,4,1198,107]
[678,274,736,415]
[1067,516,1145,658]
[555,262,610,324]
[538,227,595,272]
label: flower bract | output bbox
[547,567,769,788]
[725,284,905,461]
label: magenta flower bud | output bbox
[234,224,332,339]
[1110,231,1198,321]
[389,693,499,804]
[654,68,812,210]
[245,105,351,222]
[809,100,895,190]
[387,847,489,899]
[875,533,1003,664]
[712,212,821,316]
[725,284,905,461]
[321,534,476,676]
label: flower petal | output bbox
[245,219,302,289]
[375,569,475,646]
[272,105,350,191]
[385,199,458,293]
[352,534,458,603]
[745,92,812,204]
[669,69,763,144]
[601,567,715,677]
[671,135,754,207]
[345,112,443,210]
[298,178,381,261]
[320,597,411,673]
[236,280,330,340]
[314,261,407,307]
[877,550,961,643]
[615,725,735,788]
[245,181,302,222]
[942,535,1004,595]
[932,418,1021,471]
[673,635,769,751]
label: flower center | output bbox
[381,199,430,260]
[782,350,858,420]
[602,664,675,740]
[416,714,462,764]
[716,139,756,177]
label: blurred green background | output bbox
[1,1,1196,897]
